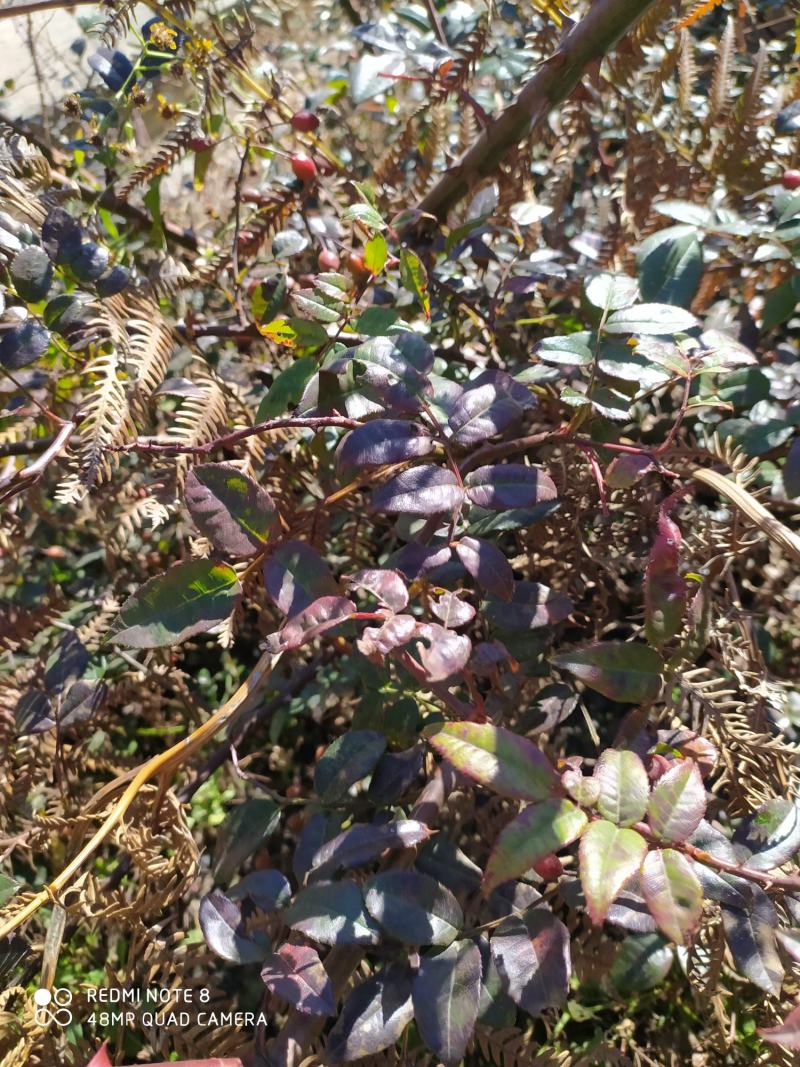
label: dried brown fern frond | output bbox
[101,0,197,44]
[74,345,137,487]
[116,116,205,200]
[473,1027,574,1067]
[707,18,735,125]
[676,0,727,31]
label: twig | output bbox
[0,436,55,458]
[415,0,659,221]
[113,415,361,456]
[0,421,74,505]
[0,0,92,19]
[632,821,800,894]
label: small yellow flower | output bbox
[148,20,178,52]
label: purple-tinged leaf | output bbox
[261,943,335,1016]
[391,541,452,580]
[263,541,338,618]
[271,596,356,651]
[185,463,277,557]
[293,811,346,883]
[485,581,573,631]
[490,910,570,1017]
[199,891,270,964]
[785,438,800,499]
[688,820,752,909]
[489,881,542,921]
[213,799,281,883]
[285,880,382,945]
[647,760,706,843]
[336,419,433,476]
[579,820,647,926]
[426,721,561,801]
[448,370,535,445]
[59,679,108,728]
[358,614,417,657]
[229,870,292,912]
[368,746,424,805]
[595,749,650,827]
[552,642,663,704]
[370,465,464,516]
[111,560,241,649]
[327,333,433,410]
[464,464,557,511]
[44,630,88,693]
[346,568,408,611]
[641,848,702,946]
[644,512,686,648]
[15,690,54,736]
[476,934,516,1027]
[363,870,463,946]
[470,640,513,676]
[721,886,783,994]
[314,730,387,803]
[759,1004,800,1050]
[483,799,587,895]
[308,819,433,880]
[732,798,800,872]
[416,838,483,895]
[413,940,481,1067]
[413,623,471,681]
[776,927,800,964]
[326,964,414,1062]
[605,879,659,933]
[605,452,655,489]
[528,683,578,736]
[431,591,476,628]
[455,536,514,601]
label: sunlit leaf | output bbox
[261,943,335,1016]
[483,798,587,894]
[185,463,277,557]
[426,721,561,801]
[595,749,650,827]
[490,910,570,1017]
[647,760,706,843]
[641,848,702,945]
[552,642,663,704]
[285,880,382,946]
[326,964,413,1062]
[110,560,241,648]
[579,820,647,926]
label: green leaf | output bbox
[256,356,317,420]
[579,820,648,925]
[252,276,287,325]
[641,848,702,945]
[552,642,663,703]
[426,721,561,801]
[258,319,297,346]
[314,730,387,803]
[535,333,593,366]
[637,226,703,308]
[0,873,19,907]
[595,749,650,826]
[292,290,342,323]
[213,798,281,882]
[364,233,388,275]
[185,463,277,556]
[483,798,588,894]
[605,303,698,335]
[399,248,430,317]
[285,880,382,945]
[609,933,674,995]
[585,272,639,312]
[363,870,463,946]
[647,760,706,843]
[412,940,482,1067]
[342,202,386,230]
[110,559,241,648]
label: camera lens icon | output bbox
[33,987,73,1027]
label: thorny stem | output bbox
[632,821,800,894]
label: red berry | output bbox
[318,248,340,270]
[346,252,367,276]
[291,153,318,184]
[781,170,800,190]
[291,109,320,133]
[533,854,563,882]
